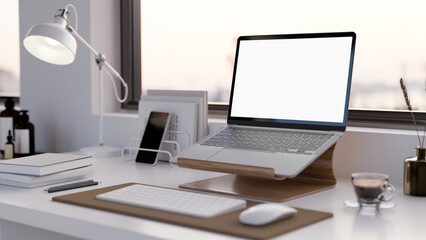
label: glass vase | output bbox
[404,146,426,196]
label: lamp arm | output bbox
[67,25,98,56]
[103,62,129,103]
[64,4,78,31]
[67,25,128,103]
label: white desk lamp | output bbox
[23,4,128,157]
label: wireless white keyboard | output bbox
[96,184,247,218]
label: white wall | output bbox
[20,0,139,153]
[20,0,95,152]
[333,127,419,186]
[19,0,420,187]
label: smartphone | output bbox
[136,111,171,165]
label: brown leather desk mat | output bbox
[52,183,332,240]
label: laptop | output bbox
[178,32,356,178]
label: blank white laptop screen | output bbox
[230,36,353,124]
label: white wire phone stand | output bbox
[122,131,190,166]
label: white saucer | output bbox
[344,199,395,209]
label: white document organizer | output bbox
[143,93,208,141]
[138,100,198,160]
[146,90,208,141]
[122,130,190,164]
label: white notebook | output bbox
[0,153,92,176]
[0,165,94,188]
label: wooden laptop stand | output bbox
[178,144,337,202]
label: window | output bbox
[121,0,141,109]
[0,0,20,98]
[122,0,426,123]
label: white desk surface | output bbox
[0,156,424,240]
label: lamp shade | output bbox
[23,22,77,65]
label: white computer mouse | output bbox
[239,203,298,226]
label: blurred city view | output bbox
[350,81,425,111]
[141,0,426,112]
[1,1,425,112]
[143,77,426,111]
[0,1,20,97]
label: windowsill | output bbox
[346,126,420,136]
[103,111,138,119]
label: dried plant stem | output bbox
[423,77,426,146]
[410,111,423,147]
[422,125,426,147]
[400,78,423,147]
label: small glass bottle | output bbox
[0,98,19,154]
[404,146,426,196]
[4,130,14,159]
[15,110,35,157]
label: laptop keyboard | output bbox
[201,127,334,155]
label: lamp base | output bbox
[80,145,121,158]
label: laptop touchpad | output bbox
[209,149,280,169]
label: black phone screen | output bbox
[136,111,170,164]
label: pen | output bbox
[44,180,100,193]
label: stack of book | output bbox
[0,153,93,188]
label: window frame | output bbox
[209,103,426,128]
[121,0,426,129]
[120,0,141,109]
